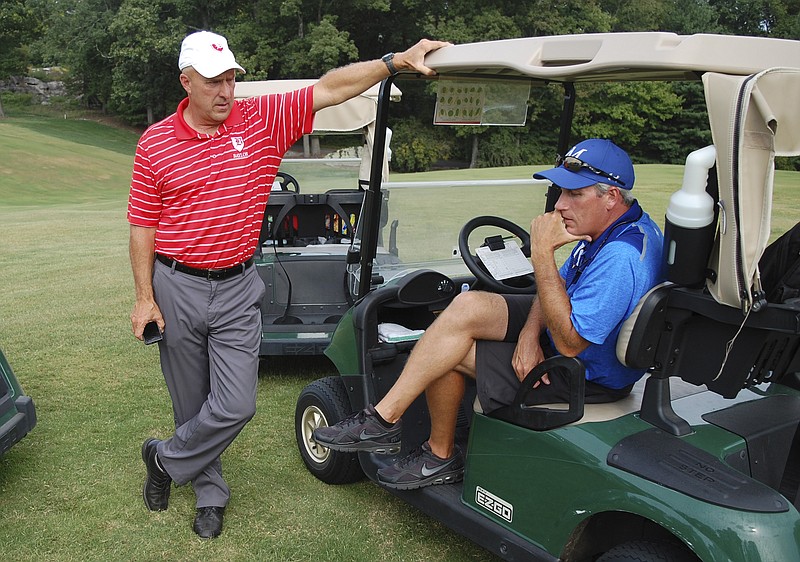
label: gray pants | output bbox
[152,259,265,508]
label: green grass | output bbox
[0,114,798,561]
[0,117,136,206]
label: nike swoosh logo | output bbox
[359,429,389,440]
[421,462,450,477]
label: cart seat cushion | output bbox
[473,377,703,424]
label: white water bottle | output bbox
[664,145,717,287]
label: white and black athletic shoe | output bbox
[377,442,464,490]
[312,404,402,454]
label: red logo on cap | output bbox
[211,43,224,52]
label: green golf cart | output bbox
[234,80,401,357]
[295,32,800,561]
[0,346,36,456]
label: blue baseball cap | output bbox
[533,139,635,190]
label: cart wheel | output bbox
[597,540,697,562]
[295,376,364,484]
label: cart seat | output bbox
[615,281,800,435]
[479,279,800,433]
[474,376,703,423]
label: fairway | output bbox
[0,115,798,561]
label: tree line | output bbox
[2,0,799,171]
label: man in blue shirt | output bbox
[315,139,665,490]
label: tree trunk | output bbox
[469,135,479,168]
[0,94,5,118]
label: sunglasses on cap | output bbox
[562,156,626,187]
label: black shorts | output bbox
[475,295,632,414]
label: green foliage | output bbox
[37,0,122,112]
[283,15,359,77]
[475,127,529,168]
[0,92,36,110]
[107,0,186,124]
[11,0,800,147]
[421,0,614,40]
[523,0,614,35]
[423,11,521,43]
[0,94,85,120]
[662,0,724,34]
[571,82,682,153]
[222,6,282,81]
[27,66,66,81]
[709,0,789,36]
[392,118,452,172]
[0,0,42,77]
[639,81,712,164]
[777,156,800,171]
[600,0,667,31]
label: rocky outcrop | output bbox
[0,76,68,104]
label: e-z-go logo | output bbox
[476,486,513,523]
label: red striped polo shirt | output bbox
[127,86,314,269]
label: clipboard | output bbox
[475,240,534,280]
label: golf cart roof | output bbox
[424,32,800,82]
[234,79,402,133]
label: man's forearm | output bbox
[313,59,391,111]
[130,225,157,302]
[312,39,451,112]
[520,295,545,338]
[532,251,588,357]
[529,210,590,357]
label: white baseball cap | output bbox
[178,31,245,78]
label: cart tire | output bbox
[295,376,364,484]
[597,540,697,562]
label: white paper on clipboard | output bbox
[475,240,534,280]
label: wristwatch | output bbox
[382,52,399,76]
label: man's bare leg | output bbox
[425,370,465,459]
[374,290,509,429]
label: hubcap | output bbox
[301,405,331,463]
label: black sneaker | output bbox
[377,442,464,490]
[312,405,402,454]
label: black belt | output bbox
[156,254,254,280]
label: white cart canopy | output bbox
[235,79,401,182]
[234,79,401,133]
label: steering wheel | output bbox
[458,216,536,294]
[274,171,300,193]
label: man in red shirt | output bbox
[128,30,449,538]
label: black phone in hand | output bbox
[143,321,163,345]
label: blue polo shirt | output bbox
[553,201,664,389]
